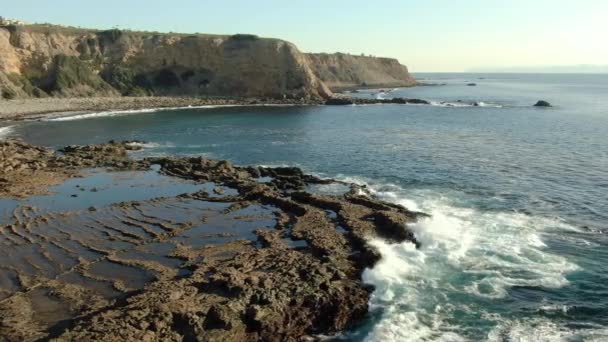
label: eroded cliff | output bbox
[0,24,415,100]
[307,52,417,90]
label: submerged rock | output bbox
[534,100,552,107]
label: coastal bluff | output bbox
[0,24,415,101]
[307,52,417,90]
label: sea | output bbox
[2,73,607,341]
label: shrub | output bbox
[97,29,123,43]
[230,34,259,41]
[126,86,150,97]
[46,55,114,94]
[103,66,136,93]
[1,87,17,99]
[31,87,48,98]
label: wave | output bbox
[126,141,176,149]
[331,175,584,341]
[45,104,299,122]
[487,319,608,341]
[430,101,504,108]
[0,126,14,140]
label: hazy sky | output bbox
[3,0,608,72]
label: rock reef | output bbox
[0,139,423,341]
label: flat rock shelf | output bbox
[0,139,424,341]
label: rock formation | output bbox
[534,100,552,107]
[0,139,424,341]
[307,52,417,90]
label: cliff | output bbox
[307,53,417,90]
[0,24,415,100]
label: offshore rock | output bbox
[534,100,552,107]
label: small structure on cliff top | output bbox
[0,17,26,26]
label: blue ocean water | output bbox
[4,73,608,341]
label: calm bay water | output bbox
[5,73,608,341]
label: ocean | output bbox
[5,73,608,341]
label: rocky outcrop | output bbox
[325,97,430,106]
[307,52,417,90]
[534,100,552,107]
[0,139,424,341]
[0,25,331,100]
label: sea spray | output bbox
[0,126,13,140]
[332,176,582,341]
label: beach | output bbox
[0,97,322,121]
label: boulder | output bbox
[534,100,552,107]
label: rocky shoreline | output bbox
[0,97,323,121]
[0,93,433,123]
[0,139,422,341]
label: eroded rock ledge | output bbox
[0,140,424,341]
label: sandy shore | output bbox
[0,96,320,121]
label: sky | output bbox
[2,0,608,72]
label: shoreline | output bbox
[0,139,422,340]
[0,96,323,122]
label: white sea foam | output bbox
[332,175,581,341]
[430,101,503,108]
[126,141,176,149]
[45,104,299,122]
[487,319,608,341]
[0,126,14,140]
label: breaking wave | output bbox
[332,175,591,341]
[45,105,240,121]
[125,141,176,149]
[0,126,14,140]
[45,104,299,122]
[429,101,504,108]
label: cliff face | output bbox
[0,24,415,100]
[0,25,331,100]
[307,53,416,90]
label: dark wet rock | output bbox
[534,100,552,107]
[0,139,425,341]
[325,98,354,105]
[389,97,407,104]
[405,98,430,105]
